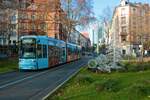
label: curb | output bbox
[42,63,86,100]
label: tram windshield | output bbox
[20,38,36,59]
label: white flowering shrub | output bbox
[88,46,122,73]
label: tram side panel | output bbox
[48,46,60,67]
[67,46,71,62]
[36,44,49,69]
[59,45,66,64]
[67,44,79,62]
[48,40,66,67]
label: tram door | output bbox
[62,47,66,63]
[37,45,48,69]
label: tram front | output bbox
[19,36,37,70]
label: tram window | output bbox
[62,48,66,56]
[58,47,61,57]
[49,46,55,57]
[69,48,71,54]
[37,45,42,58]
[67,48,70,55]
[71,48,74,54]
[52,47,56,57]
[21,44,36,59]
[43,45,47,58]
[48,46,52,57]
[54,47,59,57]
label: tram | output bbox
[19,35,81,70]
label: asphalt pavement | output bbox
[0,57,91,100]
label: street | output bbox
[0,0,150,100]
[0,57,91,100]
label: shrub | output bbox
[123,55,136,60]
[76,74,95,85]
[95,79,120,93]
[128,81,150,99]
[95,82,104,92]
[120,61,150,72]
[103,79,120,92]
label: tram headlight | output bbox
[31,60,36,63]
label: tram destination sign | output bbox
[22,38,35,44]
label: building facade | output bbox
[0,0,18,46]
[78,32,91,51]
[18,0,67,41]
[0,0,18,57]
[69,30,91,50]
[110,0,150,56]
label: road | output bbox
[0,57,91,100]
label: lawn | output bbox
[48,61,150,100]
[0,58,18,73]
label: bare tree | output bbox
[60,0,95,41]
[99,6,113,45]
[0,0,18,56]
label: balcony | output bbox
[120,32,127,36]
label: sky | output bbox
[93,0,150,17]
[89,0,150,44]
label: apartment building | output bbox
[0,0,18,46]
[18,0,67,41]
[71,30,91,49]
[0,0,18,57]
[110,0,150,56]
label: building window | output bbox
[11,24,16,30]
[13,40,16,45]
[133,8,136,13]
[122,50,126,55]
[9,40,11,44]
[40,23,46,30]
[125,1,128,5]
[141,10,145,16]
[121,36,126,42]
[11,32,16,36]
[133,25,136,29]
[3,39,6,45]
[133,21,136,25]
[0,39,2,45]
[11,16,16,21]
[121,8,126,16]
[121,26,127,33]
[31,14,36,20]
[121,17,126,24]
[31,24,36,30]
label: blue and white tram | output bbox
[19,35,81,70]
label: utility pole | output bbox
[97,30,99,54]
[140,35,144,62]
[97,27,102,54]
[65,0,71,61]
[92,29,95,53]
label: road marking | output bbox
[0,73,35,86]
[0,70,50,89]
[42,63,86,100]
